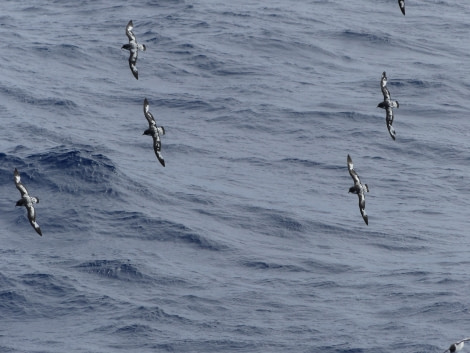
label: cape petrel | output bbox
[143,98,166,167]
[443,338,470,353]
[398,0,405,15]
[377,71,399,140]
[14,168,42,236]
[122,20,146,80]
[347,155,369,225]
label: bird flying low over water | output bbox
[143,98,166,167]
[398,0,405,15]
[347,155,369,225]
[122,20,146,80]
[377,71,399,140]
[443,338,470,353]
[14,168,42,236]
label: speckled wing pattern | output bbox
[14,168,28,197]
[347,154,360,186]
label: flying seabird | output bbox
[377,71,399,140]
[143,98,166,167]
[443,338,470,353]
[398,0,405,15]
[347,155,369,225]
[14,168,42,236]
[121,20,146,80]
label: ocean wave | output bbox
[0,290,31,317]
[340,29,392,44]
[0,83,78,112]
[75,259,147,282]
[29,145,118,195]
[113,323,155,336]
[150,95,214,111]
[235,205,304,237]
[121,304,192,325]
[20,273,70,296]
[103,210,226,251]
[32,43,87,59]
[240,260,305,272]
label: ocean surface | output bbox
[1,0,470,352]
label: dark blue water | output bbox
[2,1,470,352]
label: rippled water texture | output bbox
[1,1,470,352]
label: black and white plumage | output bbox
[347,155,369,225]
[443,338,470,353]
[121,20,146,80]
[14,168,42,236]
[377,71,399,140]
[398,0,405,15]
[143,98,166,167]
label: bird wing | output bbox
[456,338,470,345]
[152,134,165,167]
[398,0,405,15]
[382,86,391,102]
[143,98,156,127]
[14,168,29,197]
[128,49,139,80]
[26,205,42,236]
[125,20,136,42]
[386,106,394,126]
[386,106,396,140]
[347,155,361,186]
[358,192,366,211]
[358,193,368,225]
[381,72,391,101]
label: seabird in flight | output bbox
[377,71,399,140]
[143,98,166,167]
[122,20,146,80]
[347,155,369,225]
[14,168,42,236]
